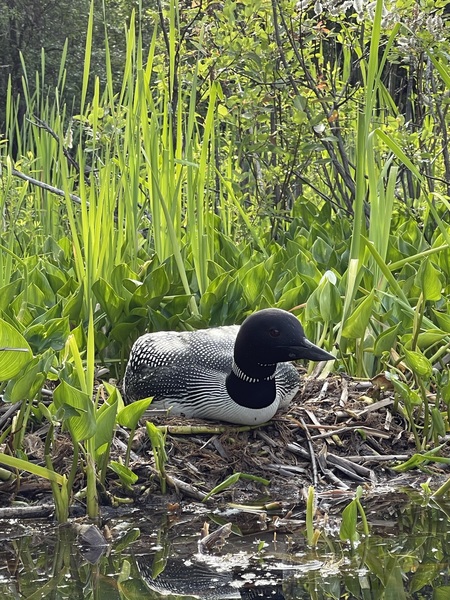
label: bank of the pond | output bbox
[1,371,447,515]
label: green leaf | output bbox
[311,237,333,266]
[0,320,32,380]
[373,324,400,356]
[431,309,450,333]
[404,348,433,379]
[3,357,47,402]
[431,408,446,438]
[392,446,450,472]
[240,263,267,306]
[318,274,342,323]
[25,317,70,352]
[339,498,359,542]
[53,380,96,442]
[0,452,66,486]
[414,259,441,301]
[92,278,125,323]
[202,472,270,502]
[95,394,119,455]
[392,378,422,406]
[433,586,450,600]
[109,461,139,485]
[117,397,153,430]
[342,289,375,339]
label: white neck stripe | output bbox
[232,362,275,383]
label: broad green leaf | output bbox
[311,237,333,266]
[53,380,96,442]
[0,320,32,380]
[109,461,139,485]
[339,498,359,542]
[404,348,433,379]
[414,259,441,301]
[95,396,119,455]
[62,285,85,322]
[143,264,170,297]
[0,281,22,313]
[240,263,267,306]
[25,317,70,352]
[29,267,55,305]
[432,309,450,333]
[373,324,400,356]
[318,276,342,323]
[342,290,375,339]
[92,278,125,323]
[433,586,450,600]
[118,397,153,430]
[4,358,46,402]
[305,286,321,322]
[392,378,422,406]
[401,329,447,351]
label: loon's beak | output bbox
[287,338,335,362]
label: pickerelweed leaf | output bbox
[342,289,375,339]
[118,397,153,430]
[392,377,422,406]
[92,278,125,323]
[95,394,119,455]
[0,319,32,380]
[3,357,47,402]
[373,324,400,356]
[402,329,447,351]
[414,258,442,302]
[53,380,96,442]
[431,309,450,333]
[109,461,138,485]
[311,236,333,266]
[403,348,433,379]
[339,498,359,542]
[240,262,267,306]
[25,317,70,353]
[318,277,342,323]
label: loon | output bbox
[123,308,334,425]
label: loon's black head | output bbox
[234,308,334,371]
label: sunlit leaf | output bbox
[404,348,433,379]
[53,379,96,442]
[373,324,400,356]
[414,259,442,302]
[109,461,138,485]
[342,290,375,339]
[339,498,359,542]
[118,397,153,430]
[0,320,32,380]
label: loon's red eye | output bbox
[269,328,280,337]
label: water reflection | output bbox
[0,493,450,599]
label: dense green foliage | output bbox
[1,0,450,518]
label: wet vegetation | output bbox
[1,0,450,595]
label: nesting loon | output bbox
[123,308,334,425]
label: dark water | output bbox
[1,490,450,599]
